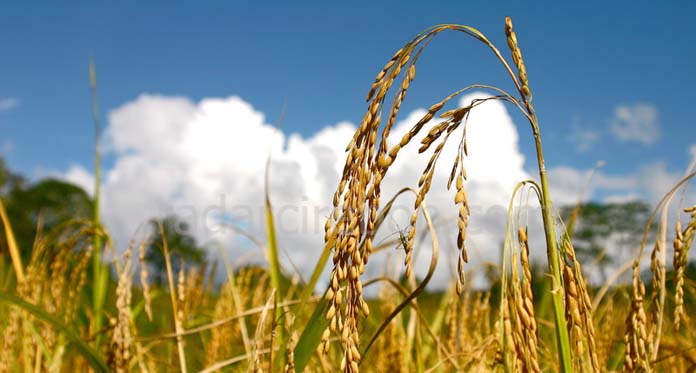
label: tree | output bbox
[0,158,25,195]
[563,201,651,282]
[2,173,92,260]
[145,215,206,284]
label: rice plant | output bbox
[0,16,694,373]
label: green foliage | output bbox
[0,158,26,195]
[563,201,650,274]
[146,215,206,284]
[0,291,109,372]
[3,176,93,259]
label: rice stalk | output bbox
[138,240,153,322]
[249,289,276,373]
[159,222,187,373]
[322,16,575,370]
[359,201,439,367]
[283,313,297,373]
[0,197,24,282]
[88,58,109,349]
[622,171,696,371]
[0,291,108,372]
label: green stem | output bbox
[264,157,286,370]
[89,57,107,347]
[531,117,573,372]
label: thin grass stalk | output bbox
[0,198,24,282]
[360,201,439,360]
[0,291,108,372]
[263,157,287,369]
[362,276,459,368]
[88,57,109,349]
[249,289,276,373]
[219,248,253,362]
[159,222,187,373]
[201,349,271,373]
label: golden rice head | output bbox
[322,44,418,368]
[563,239,600,371]
[623,262,650,371]
[517,227,540,372]
[323,27,488,370]
[109,245,134,373]
[455,169,469,295]
[206,280,240,365]
[674,205,696,331]
[138,240,153,322]
[504,16,532,103]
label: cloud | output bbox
[610,103,660,145]
[59,92,695,289]
[0,98,20,112]
[63,93,537,289]
[546,165,639,206]
[63,164,95,196]
[638,161,684,203]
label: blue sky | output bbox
[3,1,696,283]
[1,1,695,191]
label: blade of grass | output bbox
[160,222,187,373]
[0,291,108,372]
[0,197,24,282]
[17,311,51,366]
[264,156,287,370]
[250,289,276,372]
[293,289,330,372]
[218,246,253,363]
[420,289,451,362]
[294,188,417,371]
[88,57,109,348]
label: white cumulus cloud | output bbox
[63,164,95,195]
[62,93,692,289]
[63,93,543,289]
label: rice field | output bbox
[1,16,695,373]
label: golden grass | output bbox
[0,16,695,373]
[674,205,696,331]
